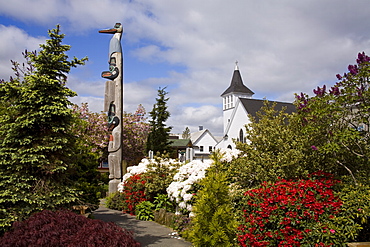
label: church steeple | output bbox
[221,61,254,97]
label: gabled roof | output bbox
[239,98,296,121]
[221,65,254,97]
[170,139,193,148]
[190,130,206,143]
[190,129,218,144]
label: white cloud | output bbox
[2,0,370,136]
[168,105,223,136]
[0,25,45,80]
[70,96,105,113]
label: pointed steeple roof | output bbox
[221,62,254,97]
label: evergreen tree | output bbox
[146,87,173,154]
[70,103,109,206]
[185,157,238,247]
[182,127,191,139]
[0,25,87,234]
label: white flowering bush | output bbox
[167,160,213,213]
[219,148,241,163]
[118,157,181,194]
[116,150,241,215]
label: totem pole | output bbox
[99,23,124,194]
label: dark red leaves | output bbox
[0,210,140,247]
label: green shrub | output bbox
[144,157,181,199]
[184,169,238,247]
[135,201,155,221]
[105,192,125,211]
[333,182,370,242]
[153,194,175,212]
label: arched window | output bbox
[239,129,244,143]
[227,145,232,150]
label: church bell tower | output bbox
[220,62,254,139]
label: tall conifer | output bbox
[0,25,87,234]
[146,87,173,155]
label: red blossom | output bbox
[238,173,342,246]
[120,173,149,215]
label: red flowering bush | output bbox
[0,210,140,247]
[121,173,149,215]
[238,171,343,246]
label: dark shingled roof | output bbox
[221,69,254,96]
[170,139,193,148]
[239,98,296,121]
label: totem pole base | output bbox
[108,178,121,195]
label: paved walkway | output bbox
[92,204,192,247]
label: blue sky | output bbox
[1,0,370,136]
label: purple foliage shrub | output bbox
[0,210,140,247]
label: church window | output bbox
[227,145,232,150]
[209,146,213,153]
[200,146,204,152]
[239,129,244,143]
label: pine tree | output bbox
[185,164,238,246]
[146,87,173,155]
[182,127,191,139]
[0,25,87,234]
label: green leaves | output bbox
[295,53,370,183]
[0,25,87,235]
[135,201,155,221]
[185,169,238,247]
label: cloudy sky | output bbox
[1,0,370,136]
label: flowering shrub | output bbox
[118,157,181,192]
[219,148,241,163]
[238,172,343,246]
[122,104,151,166]
[120,173,148,215]
[143,157,182,200]
[71,103,108,157]
[116,157,181,215]
[118,158,151,190]
[0,210,140,247]
[167,160,213,213]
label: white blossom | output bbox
[166,159,213,212]
[183,193,193,202]
[179,201,187,209]
[118,157,181,193]
[219,148,241,163]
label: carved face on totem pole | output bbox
[99,23,124,192]
[99,23,123,131]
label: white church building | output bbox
[177,63,296,160]
[215,63,296,150]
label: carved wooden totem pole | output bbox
[99,23,124,194]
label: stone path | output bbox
[92,204,192,247]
